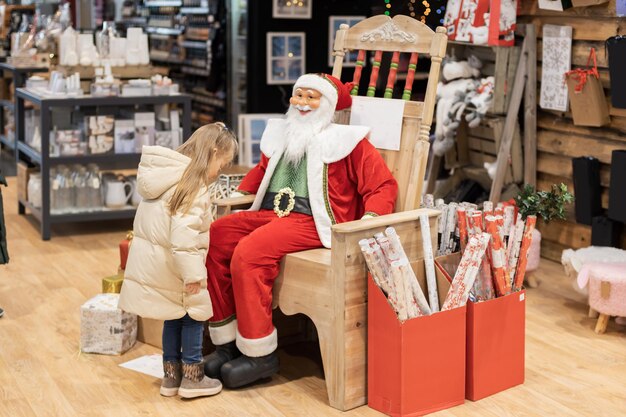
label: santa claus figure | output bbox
[204,73,398,387]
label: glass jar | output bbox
[96,21,119,61]
[86,164,103,209]
[27,173,42,208]
[52,165,73,213]
[72,165,89,211]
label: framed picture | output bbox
[328,16,366,67]
[238,113,284,166]
[266,32,305,85]
[273,0,312,19]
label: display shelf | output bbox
[180,40,207,49]
[146,27,184,36]
[16,142,41,164]
[144,0,182,7]
[0,63,48,153]
[181,7,209,14]
[0,134,13,150]
[15,89,192,240]
[19,198,137,223]
[0,99,14,110]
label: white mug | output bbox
[105,180,134,209]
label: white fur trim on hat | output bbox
[208,319,237,345]
[293,74,338,107]
[236,328,278,357]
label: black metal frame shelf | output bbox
[145,0,182,7]
[181,7,209,14]
[15,88,192,240]
[0,63,48,151]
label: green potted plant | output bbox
[514,183,574,276]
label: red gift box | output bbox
[466,290,525,401]
[119,231,133,271]
[368,260,466,417]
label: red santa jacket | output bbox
[238,119,398,248]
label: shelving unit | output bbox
[226,0,247,130]
[121,0,227,129]
[0,63,49,152]
[15,88,192,240]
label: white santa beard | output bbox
[282,96,334,165]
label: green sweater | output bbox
[268,155,309,198]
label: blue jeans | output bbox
[162,314,204,364]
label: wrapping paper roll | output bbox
[420,214,439,313]
[442,233,490,311]
[513,215,537,291]
[485,215,511,296]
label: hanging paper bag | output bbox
[606,36,626,109]
[538,0,573,10]
[564,48,610,127]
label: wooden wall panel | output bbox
[522,3,626,262]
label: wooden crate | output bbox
[447,41,521,115]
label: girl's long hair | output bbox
[169,123,237,215]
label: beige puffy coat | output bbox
[118,146,213,322]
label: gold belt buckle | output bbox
[273,187,296,218]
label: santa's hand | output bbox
[230,191,245,198]
[185,282,201,295]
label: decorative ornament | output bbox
[273,187,296,217]
[360,19,417,43]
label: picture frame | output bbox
[266,32,306,85]
[272,0,312,19]
[328,16,366,67]
[237,113,284,166]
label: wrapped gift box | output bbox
[102,273,124,294]
[80,293,137,355]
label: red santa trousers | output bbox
[206,209,323,357]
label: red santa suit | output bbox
[206,74,398,358]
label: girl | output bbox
[118,123,237,398]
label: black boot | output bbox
[203,341,241,379]
[220,352,280,388]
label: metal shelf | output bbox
[146,27,184,36]
[17,142,40,163]
[180,40,207,49]
[0,62,49,73]
[0,99,14,109]
[19,198,137,223]
[0,134,14,150]
[50,153,142,166]
[181,7,209,14]
[144,0,182,7]
[15,90,192,240]
[16,88,192,108]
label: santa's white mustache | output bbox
[294,104,313,112]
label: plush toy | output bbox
[465,76,495,128]
[433,56,485,157]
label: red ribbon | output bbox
[564,48,600,93]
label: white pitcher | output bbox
[105,179,134,209]
[129,176,142,207]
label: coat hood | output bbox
[137,146,191,200]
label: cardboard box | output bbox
[466,291,526,401]
[368,260,466,417]
[435,252,526,400]
[137,317,163,349]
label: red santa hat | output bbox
[292,73,354,111]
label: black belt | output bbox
[261,191,312,216]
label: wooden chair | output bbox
[217,15,447,411]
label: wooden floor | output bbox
[1,177,625,417]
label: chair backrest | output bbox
[331,15,447,212]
